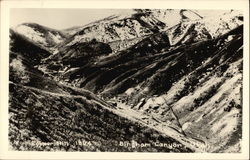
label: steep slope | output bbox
[58,11,165,53]
[60,9,204,53]
[9,43,193,152]
[49,39,112,66]
[48,25,242,95]
[10,29,51,65]
[131,25,243,152]
[51,9,242,59]
[39,39,113,77]
[60,9,242,53]
[42,23,243,152]
[9,82,193,152]
[138,9,202,27]
[166,10,243,45]
[63,9,203,37]
[41,31,171,87]
[13,23,68,52]
[63,10,165,39]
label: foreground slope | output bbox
[9,82,192,152]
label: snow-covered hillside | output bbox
[14,23,68,52]
[60,9,242,52]
[62,11,165,47]
[166,10,243,45]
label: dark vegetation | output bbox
[9,82,192,152]
[10,29,51,65]
[44,25,243,105]
[55,39,112,67]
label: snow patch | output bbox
[48,32,63,44]
[182,122,192,130]
[125,88,135,95]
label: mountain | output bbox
[137,9,203,27]
[9,60,193,152]
[59,9,205,53]
[165,10,243,45]
[9,9,243,152]
[13,23,68,53]
[57,9,242,54]
[10,29,51,65]
[63,9,203,37]
[9,32,193,152]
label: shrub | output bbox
[10,59,30,84]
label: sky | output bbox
[10,9,233,30]
[10,9,128,30]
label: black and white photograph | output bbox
[0,0,249,159]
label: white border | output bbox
[0,0,249,159]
